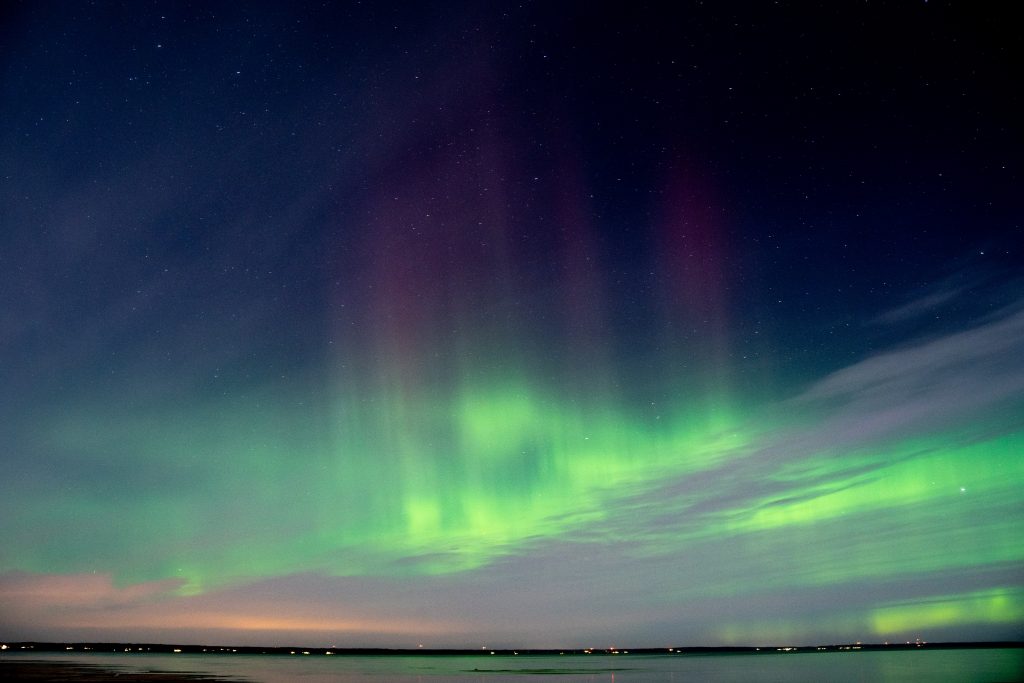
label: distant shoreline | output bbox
[2,640,1021,657]
[3,645,1022,683]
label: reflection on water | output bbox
[4,649,1022,682]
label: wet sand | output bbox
[0,660,249,682]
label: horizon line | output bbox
[3,640,1022,655]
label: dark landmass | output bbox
[0,660,246,682]
[2,642,1021,683]
[2,640,1021,657]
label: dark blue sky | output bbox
[1,1,1022,647]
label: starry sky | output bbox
[1,1,1022,648]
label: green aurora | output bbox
[1,0,1022,648]
[9,340,1023,642]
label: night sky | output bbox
[1,1,1022,648]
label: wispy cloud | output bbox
[798,303,1024,446]
[873,287,963,325]
[0,572,457,645]
[591,301,1024,599]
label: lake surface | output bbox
[4,649,1022,682]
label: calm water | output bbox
[4,649,1022,682]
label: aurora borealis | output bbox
[1,1,1022,648]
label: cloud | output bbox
[0,571,182,610]
[0,572,182,637]
[795,303,1024,447]
[4,306,1022,647]
[595,302,1024,585]
[0,572,457,645]
[873,287,963,325]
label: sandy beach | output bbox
[0,660,248,682]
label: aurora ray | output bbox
[1,0,1021,648]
